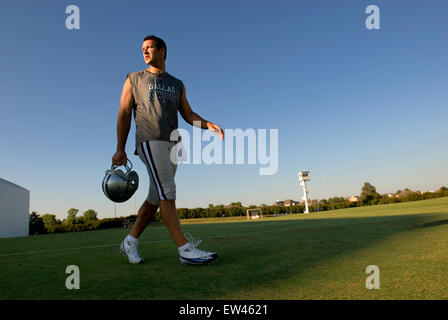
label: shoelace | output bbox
[127,241,141,257]
[184,232,203,248]
[184,232,214,257]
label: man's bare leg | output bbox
[159,199,188,247]
[129,200,158,238]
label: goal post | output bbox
[246,208,263,220]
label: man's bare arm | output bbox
[112,77,134,165]
[179,86,224,139]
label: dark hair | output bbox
[143,35,167,61]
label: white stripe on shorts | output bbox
[141,141,167,201]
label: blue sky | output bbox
[1,0,447,219]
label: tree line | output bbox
[29,208,131,235]
[29,184,448,235]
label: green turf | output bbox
[1,197,448,299]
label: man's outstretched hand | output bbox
[206,122,224,140]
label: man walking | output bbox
[112,35,224,265]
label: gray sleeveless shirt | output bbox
[126,70,184,155]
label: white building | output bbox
[0,178,30,238]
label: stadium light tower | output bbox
[298,171,310,214]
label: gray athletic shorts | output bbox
[136,140,178,207]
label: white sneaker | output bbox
[120,236,144,264]
[178,233,218,265]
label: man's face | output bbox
[142,40,164,65]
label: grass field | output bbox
[1,197,448,300]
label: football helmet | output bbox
[102,159,139,203]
